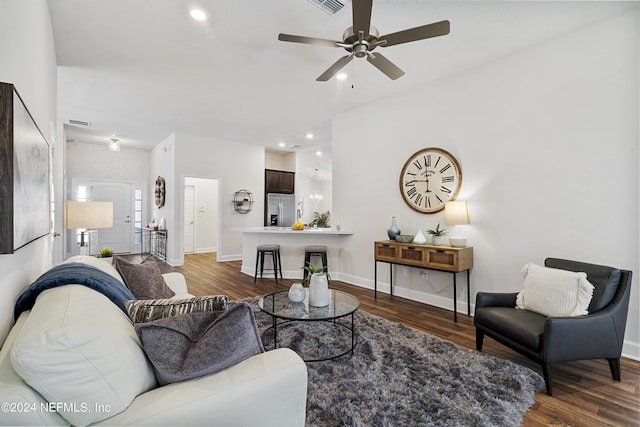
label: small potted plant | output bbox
[312,211,331,228]
[99,247,114,259]
[426,223,447,246]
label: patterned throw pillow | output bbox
[125,295,229,323]
[112,256,175,299]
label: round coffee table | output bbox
[258,289,360,362]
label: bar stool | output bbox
[303,245,328,281]
[254,244,282,283]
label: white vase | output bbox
[432,235,446,246]
[288,283,305,303]
[412,229,427,244]
[309,273,330,307]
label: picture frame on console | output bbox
[0,82,51,254]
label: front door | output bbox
[91,181,131,254]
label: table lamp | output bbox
[444,200,470,247]
[64,201,114,256]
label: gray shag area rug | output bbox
[235,297,544,427]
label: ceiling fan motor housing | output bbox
[343,25,380,55]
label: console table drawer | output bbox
[374,242,398,263]
[398,245,428,266]
[426,247,473,272]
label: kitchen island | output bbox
[234,226,353,280]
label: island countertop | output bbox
[233,226,353,235]
[235,226,353,279]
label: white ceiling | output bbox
[48,0,634,176]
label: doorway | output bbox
[69,179,145,257]
[183,177,219,255]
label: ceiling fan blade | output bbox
[317,54,355,81]
[380,20,450,47]
[278,33,343,48]
[366,52,405,80]
[352,0,373,36]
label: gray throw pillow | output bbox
[135,303,265,385]
[125,295,229,323]
[113,256,175,299]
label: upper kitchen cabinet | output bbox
[265,169,295,194]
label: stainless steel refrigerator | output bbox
[266,193,296,227]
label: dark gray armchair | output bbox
[474,258,632,396]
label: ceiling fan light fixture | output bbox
[190,9,207,21]
[336,73,347,80]
[108,137,121,152]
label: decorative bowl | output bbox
[448,237,467,247]
[291,221,305,231]
[395,234,414,243]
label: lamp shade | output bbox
[64,201,114,229]
[444,200,470,225]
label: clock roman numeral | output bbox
[434,156,441,168]
[406,187,417,198]
[442,176,454,183]
[426,196,431,208]
[415,193,423,206]
[412,160,423,170]
[440,164,452,174]
[435,194,443,204]
[405,180,416,187]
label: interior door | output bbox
[183,184,195,253]
[91,181,131,254]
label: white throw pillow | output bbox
[10,285,156,426]
[516,263,594,317]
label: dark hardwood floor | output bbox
[159,253,640,427]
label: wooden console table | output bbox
[374,240,473,322]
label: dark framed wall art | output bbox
[0,82,51,254]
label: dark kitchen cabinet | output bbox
[265,169,295,194]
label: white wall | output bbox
[66,141,150,183]
[149,134,176,261]
[150,132,264,265]
[265,151,296,172]
[333,10,639,358]
[0,0,58,342]
[185,177,219,253]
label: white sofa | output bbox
[0,256,307,426]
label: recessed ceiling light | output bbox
[336,73,347,80]
[316,151,323,156]
[190,9,207,21]
[278,141,286,147]
[306,132,314,139]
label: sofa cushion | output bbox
[10,285,157,426]
[516,263,594,317]
[125,295,229,323]
[113,256,175,299]
[135,303,264,385]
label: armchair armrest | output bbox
[475,292,517,309]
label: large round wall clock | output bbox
[399,147,462,214]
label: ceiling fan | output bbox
[278,0,450,81]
